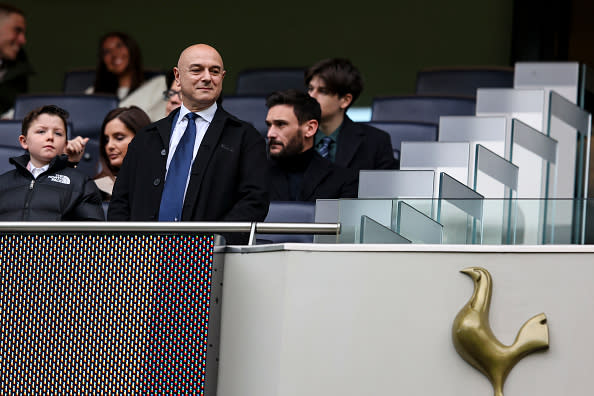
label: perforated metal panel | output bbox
[0,233,221,395]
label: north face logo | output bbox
[48,174,71,185]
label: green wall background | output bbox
[18,0,513,105]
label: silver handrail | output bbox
[0,221,341,245]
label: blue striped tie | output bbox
[158,113,198,221]
[318,136,332,159]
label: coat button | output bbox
[161,149,167,156]
[153,178,160,186]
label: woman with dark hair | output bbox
[93,32,145,98]
[87,32,167,121]
[94,106,151,199]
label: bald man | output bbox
[109,44,269,243]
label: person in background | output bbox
[305,58,397,170]
[266,89,358,201]
[164,68,182,115]
[0,105,103,220]
[94,106,151,199]
[89,32,166,121]
[0,3,32,117]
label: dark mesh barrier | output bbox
[0,233,221,394]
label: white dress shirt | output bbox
[26,162,49,179]
[165,102,217,198]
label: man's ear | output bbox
[339,93,353,110]
[303,119,319,138]
[18,135,28,150]
[173,67,180,84]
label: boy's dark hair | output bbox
[0,3,25,17]
[304,58,363,106]
[266,89,321,124]
[21,105,69,136]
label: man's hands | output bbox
[64,136,90,163]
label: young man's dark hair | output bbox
[266,89,321,124]
[21,105,69,136]
[305,58,363,107]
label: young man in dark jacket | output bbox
[0,105,104,220]
[306,58,397,170]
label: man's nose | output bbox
[201,70,212,81]
[266,128,276,140]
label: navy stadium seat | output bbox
[14,94,119,139]
[235,68,306,96]
[0,145,25,175]
[257,201,316,244]
[371,95,476,124]
[221,96,268,136]
[0,120,25,147]
[364,121,438,160]
[415,67,514,97]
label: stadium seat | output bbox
[364,121,438,160]
[221,95,268,136]
[257,201,316,244]
[0,145,26,175]
[14,94,119,139]
[415,67,514,97]
[0,120,25,147]
[63,68,165,93]
[235,68,306,95]
[371,95,476,124]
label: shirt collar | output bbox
[178,102,218,123]
[314,122,341,146]
[26,161,50,178]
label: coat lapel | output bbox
[299,154,332,201]
[153,108,178,148]
[334,116,364,168]
[182,107,228,219]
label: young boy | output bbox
[0,105,104,220]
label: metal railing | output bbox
[0,221,341,245]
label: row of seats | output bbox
[62,66,514,97]
[223,95,474,133]
[1,92,472,176]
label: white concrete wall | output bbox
[217,244,594,396]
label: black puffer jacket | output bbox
[0,154,104,221]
